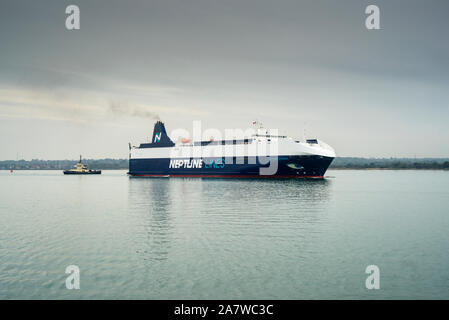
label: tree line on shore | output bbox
[330,157,449,169]
[1,157,449,170]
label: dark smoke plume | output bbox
[109,101,160,120]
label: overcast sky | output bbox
[0,0,448,159]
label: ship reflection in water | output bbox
[127,177,333,296]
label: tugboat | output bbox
[63,155,101,175]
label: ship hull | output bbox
[128,155,333,178]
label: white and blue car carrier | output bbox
[128,121,335,178]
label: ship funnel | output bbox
[151,121,175,147]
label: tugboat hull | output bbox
[63,155,101,175]
[63,170,101,175]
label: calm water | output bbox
[0,170,448,299]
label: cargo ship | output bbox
[63,155,101,175]
[128,121,335,178]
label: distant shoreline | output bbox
[1,157,449,171]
